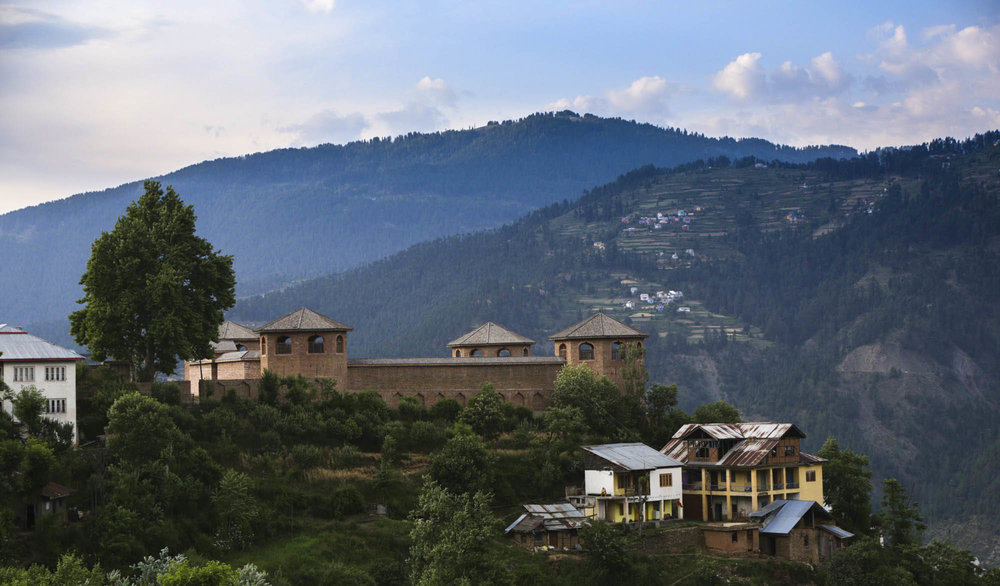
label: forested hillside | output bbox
[0,111,853,344]
[232,132,1000,563]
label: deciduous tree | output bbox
[818,436,872,535]
[70,180,235,382]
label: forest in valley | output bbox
[0,111,854,344]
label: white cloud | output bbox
[415,76,457,107]
[715,51,850,101]
[713,52,765,100]
[546,75,678,117]
[283,109,369,146]
[301,0,335,14]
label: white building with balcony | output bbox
[569,442,684,523]
[0,325,83,443]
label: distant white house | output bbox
[639,293,650,301]
[574,443,684,523]
[677,306,691,313]
[0,325,83,443]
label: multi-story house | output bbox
[568,442,684,523]
[0,324,84,443]
[660,423,825,522]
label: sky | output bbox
[1,1,998,215]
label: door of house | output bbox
[713,503,723,521]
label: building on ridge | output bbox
[548,313,648,389]
[660,422,826,522]
[0,324,84,443]
[186,309,646,410]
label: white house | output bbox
[575,442,684,523]
[0,325,83,443]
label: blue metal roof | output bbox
[750,499,828,535]
[820,524,855,539]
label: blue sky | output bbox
[1,0,998,214]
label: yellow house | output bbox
[660,423,825,522]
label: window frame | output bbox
[275,336,292,355]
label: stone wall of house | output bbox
[259,332,348,380]
[346,361,564,410]
[703,526,759,554]
[786,527,822,563]
[628,526,703,554]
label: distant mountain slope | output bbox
[231,131,1000,564]
[0,111,854,342]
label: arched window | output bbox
[308,335,325,354]
[236,344,247,352]
[471,349,483,357]
[455,349,462,357]
[522,348,529,356]
[579,343,594,360]
[276,336,292,355]
[261,336,267,355]
[497,348,510,357]
[336,335,345,353]
[611,341,623,361]
[558,343,567,359]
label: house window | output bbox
[659,473,672,487]
[14,366,34,382]
[611,342,623,361]
[261,336,267,355]
[336,335,345,353]
[497,348,510,357]
[454,349,462,357]
[45,366,66,381]
[308,335,325,354]
[784,445,795,456]
[46,399,66,414]
[804,534,809,546]
[578,343,594,360]
[276,336,292,354]
[558,344,567,359]
[732,532,739,543]
[696,446,710,458]
[522,348,529,356]
[806,470,816,482]
[471,349,483,357]
[236,344,247,352]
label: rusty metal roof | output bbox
[584,442,682,471]
[505,503,585,534]
[661,422,821,468]
[41,482,75,500]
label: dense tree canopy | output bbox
[818,436,873,535]
[70,181,236,381]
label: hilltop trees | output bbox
[70,181,235,382]
[818,436,872,535]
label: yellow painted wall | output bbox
[799,465,824,503]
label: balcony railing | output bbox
[729,483,753,492]
[785,482,799,489]
[757,484,770,493]
[708,483,728,492]
[682,482,703,490]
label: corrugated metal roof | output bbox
[447,322,535,347]
[674,422,804,441]
[41,482,75,500]
[750,500,831,535]
[584,443,682,471]
[0,327,84,361]
[256,308,353,333]
[820,524,855,539]
[505,503,585,534]
[549,313,649,340]
[662,422,817,468]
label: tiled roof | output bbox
[549,313,648,340]
[584,442,682,471]
[219,320,256,341]
[256,308,352,333]
[447,322,535,347]
[0,326,84,362]
[41,482,75,500]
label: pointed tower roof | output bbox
[256,307,353,333]
[218,320,257,341]
[549,313,648,340]
[447,322,535,347]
